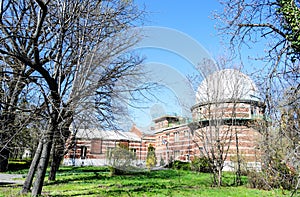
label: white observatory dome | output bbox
[196,69,260,104]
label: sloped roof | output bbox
[75,129,141,142]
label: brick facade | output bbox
[63,129,155,166]
[64,69,265,171]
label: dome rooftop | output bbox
[196,69,260,104]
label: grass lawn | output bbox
[0,166,292,197]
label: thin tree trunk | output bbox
[211,167,218,186]
[0,116,14,172]
[48,150,64,181]
[0,148,9,172]
[291,173,300,197]
[48,139,57,181]
[218,168,222,187]
[48,140,64,181]
[32,124,56,196]
[48,123,71,181]
[21,140,43,194]
[235,127,242,186]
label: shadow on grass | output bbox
[45,171,109,185]
[56,166,110,173]
[45,166,215,197]
[46,167,187,186]
[47,181,180,197]
[60,166,181,177]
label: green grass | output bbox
[0,166,293,197]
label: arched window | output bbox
[81,146,87,159]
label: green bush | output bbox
[247,171,272,190]
[190,156,212,173]
[166,160,191,171]
[107,144,136,175]
[248,157,297,190]
[109,165,146,176]
[146,144,157,169]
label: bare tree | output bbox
[0,57,37,171]
[215,0,300,191]
[190,66,263,187]
[0,0,146,196]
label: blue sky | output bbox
[127,1,227,128]
[138,0,222,54]
[125,1,275,129]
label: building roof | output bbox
[75,129,141,142]
[153,115,179,123]
[196,69,260,104]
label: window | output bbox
[199,147,204,155]
[130,148,137,158]
[174,132,179,142]
[174,150,180,159]
[106,147,114,159]
[162,138,168,145]
[251,106,254,115]
[80,146,87,159]
[91,139,102,154]
[184,130,189,137]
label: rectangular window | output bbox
[174,150,180,159]
[91,139,102,154]
[80,146,87,159]
[106,147,114,159]
[130,148,137,158]
[162,138,167,145]
[174,132,179,142]
[199,147,204,155]
[184,130,189,137]
[251,106,254,115]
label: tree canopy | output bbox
[0,0,146,196]
[216,0,299,84]
[216,0,300,192]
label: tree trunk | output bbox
[217,166,222,187]
[235,128,242,186]
[21,140,43,194]
[48,139,64,181]
[48,139,57,181]
[48,123,72,181]
[31,137,53,196]
[0,148,9,172]
[211,166,218,186]
[48,150,63,181]
[31,121,56,197]
[0,115,15,172]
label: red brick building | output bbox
[63,128,155,166]
[64,69,265,170]
[191,69,265,170]
[153,116,194,164]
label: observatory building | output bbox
[64,69,265,171]
[190,69,265,170]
